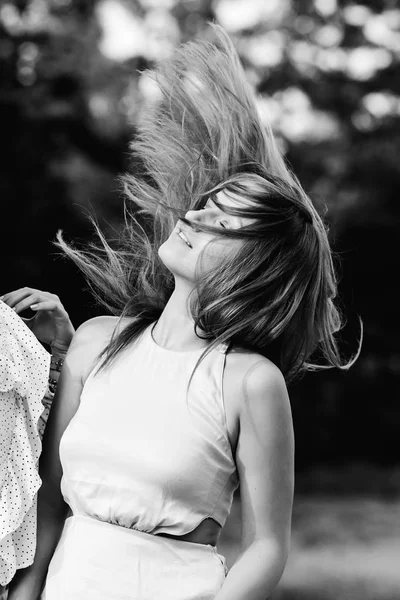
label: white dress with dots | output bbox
[0,301,50,586]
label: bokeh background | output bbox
[1,0,400,598]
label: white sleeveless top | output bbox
[59,322,239,536]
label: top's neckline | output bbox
[148,322,228,355]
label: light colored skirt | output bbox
[41,515,228,600]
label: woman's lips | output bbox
[175,222,193,248]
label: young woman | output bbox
[0,288,74,591]
[8,25,358,600]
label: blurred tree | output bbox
[0,0,399,473]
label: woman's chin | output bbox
[158,243,194,282]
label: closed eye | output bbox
[202,197,230,228]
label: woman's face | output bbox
[158,189,255,283]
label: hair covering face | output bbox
[0,300,50,586]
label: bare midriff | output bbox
[155,517,222,546]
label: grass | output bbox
[219,493,400,600]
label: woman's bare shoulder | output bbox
[225,347,291,439]
[225,346,288,412]
[73,315,132,343]
[74,315,117,339]
[67,316,132,381]
[225,346,284,387]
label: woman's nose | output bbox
[184,209,203,224]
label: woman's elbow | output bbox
[254,536,291,583]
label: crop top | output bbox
[59,322,239,536]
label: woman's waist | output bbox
[63,500,221,547]
[61,513,221,556]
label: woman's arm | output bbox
[215,359,294,600]
[7,318,104,600]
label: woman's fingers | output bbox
[29,299,64,314]
[0,288,60,314]
[11,294,43,315]
[2,288,74,352]
[1,287,44,310]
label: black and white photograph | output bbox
[0,0,399,599]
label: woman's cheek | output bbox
[199,239,234,271]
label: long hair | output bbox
[56,24,360,383]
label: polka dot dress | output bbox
[0,301,50,586]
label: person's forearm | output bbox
[214,539,288,600]
[7,492,67,600]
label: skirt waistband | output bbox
[43,513,228,599]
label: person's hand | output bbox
[0,287,75,355]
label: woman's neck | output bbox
[152,283,208,352]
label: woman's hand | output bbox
[0,287,75,355]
